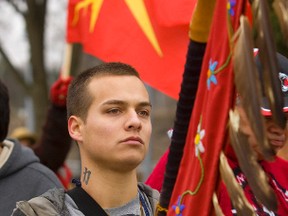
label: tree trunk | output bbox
[25,0,49,134]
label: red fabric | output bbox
[261,157,288,215]
[151,0,196,26]
[244,1,253,27]
[218,152,288,215]
[66,0,197,100]
[56,163,73,189]
[145,149,169,192]
[167,0,246,215]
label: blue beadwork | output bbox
[139,190,150,216]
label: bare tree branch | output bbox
[0,44,31,94]
[7,0,25,16]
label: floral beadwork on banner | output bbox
[207,59,218,90]
[227,0,236,16]
[172,116,205,215]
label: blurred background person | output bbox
[10,76,73,189]
[0,79,62,215]
[10,127,36,149]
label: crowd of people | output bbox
[0,49,287,215]
[0,49,286,215]
[1,0,288,213]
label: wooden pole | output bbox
[61,43,73,79]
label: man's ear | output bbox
[68,115,84,143]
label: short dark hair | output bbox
[67,62,140,121]
[0,79,10,142]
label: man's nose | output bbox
[125,111,142,130]
[269,125,285,135]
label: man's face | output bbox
[236,105,288,159]
[264,115,288,153]
[69,75,152,172]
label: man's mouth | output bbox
[121,137,144,145]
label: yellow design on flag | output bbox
[72,0,163,56]
[125,0,163,56]
[72,0,104,32]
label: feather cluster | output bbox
[253,0,286,130]
[218,0,288,213]
[232,15,275,161]
[228,110,278,212]
[273,0,288,42]
[219,150,256,215]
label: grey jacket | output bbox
[12,183,160,216]
[0,139,62,216]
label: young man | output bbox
[0,79,62,216]
[12,62,159,216]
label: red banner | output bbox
[167,0,247,215]
[66,0,197,99]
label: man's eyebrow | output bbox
[102,100,152,108]
[102,100,126,106]
[138,102,152,108]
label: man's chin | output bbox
[270,140,285,151]
[112,157,144,172]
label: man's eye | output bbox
[107,108,121,114]
[138,110,150,117]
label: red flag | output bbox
[167,0,247,215]
[66,0,197,99]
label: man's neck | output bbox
[81,166,139,209]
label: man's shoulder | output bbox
[138,182,160,201]
[41,187,66,202]
[12,188,70,216]
[138,182,160,214]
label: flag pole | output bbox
[61,43,73,79]
[156,0,216,215]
